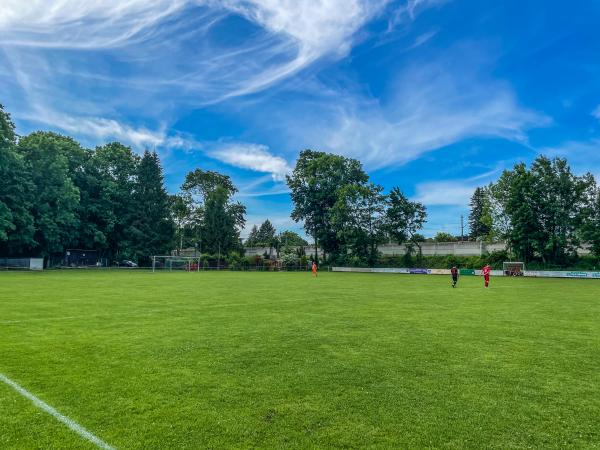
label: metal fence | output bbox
[0,257,44,270]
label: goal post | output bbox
[503,261,525,276]
[152,256,202,273]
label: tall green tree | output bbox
[51,138,114,253]
[279,230,308,247]
[491,157,594,264]
[494,163,538,262]
[127,151,174,263]
[287,149,369,261]
[169,194,195,254]
[245,225,260,247]
[181,168,245,249]
[256,219,277,247]
[331,183,386,265]
[385,187,427,255]
[94,142,140,259]
[529,157,593,263]
[201,186,245,255]
[182,169,237,204]
[0,104,34,255]
[468,187,491,240]
[17,132,80,255]
[581,183,600,260]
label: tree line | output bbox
[0,104,247,264]
[468,156,600,265]
[285,151,600,268]
[286,150,427,266]
[3,101,599,269]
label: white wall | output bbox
[29,258,44,270]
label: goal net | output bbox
[503,261,525,276]
[152,256,201,272]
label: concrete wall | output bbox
[378,241,507,257]
[244,242,507,258]
[180,241,590,258]
[244,246,324,258]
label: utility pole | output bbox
[460,215,464,241]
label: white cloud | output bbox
[0,1,192,48]
[413,180,477,206]
[53,116,167,148]
[210,143,292,180]
[410,30,438,49]
[0,0,391,103]
[0,0,408,165]
[406,0,448,18]
[19,103,201,151]
[387,0,448,29]
[592,105,600,121]
[298,54,551,168]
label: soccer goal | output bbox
[152,256,202,272]
[503,261,525,276]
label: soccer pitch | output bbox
[1,271,599,449]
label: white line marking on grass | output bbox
[0,373,115,450]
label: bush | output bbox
[375,253,506,269]
[281,249,299,267]
[226,252,243,270]
[244,255,263,268]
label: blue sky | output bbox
[1,0,600,238]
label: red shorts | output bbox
[484,274,490,281]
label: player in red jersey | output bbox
[450,266,458,288]
[482,264,491,288]
[311,261,317,278]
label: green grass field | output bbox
[1,271,599,449]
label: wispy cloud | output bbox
[0,0,408,175]
[387,0,449,30]
[413,180,477,206]
[288,49,551,169]
[412,161,507,207]
[410,30,438,49]
[0,0,391,106]
[15,99,199,151]
[209,143,292,180]
[33,113,167,148]
[592,105,600,121]
[0,1,189,49]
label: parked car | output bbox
[119,260,138,268]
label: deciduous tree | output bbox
[385,187,427,256]
[287,149,368,261]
